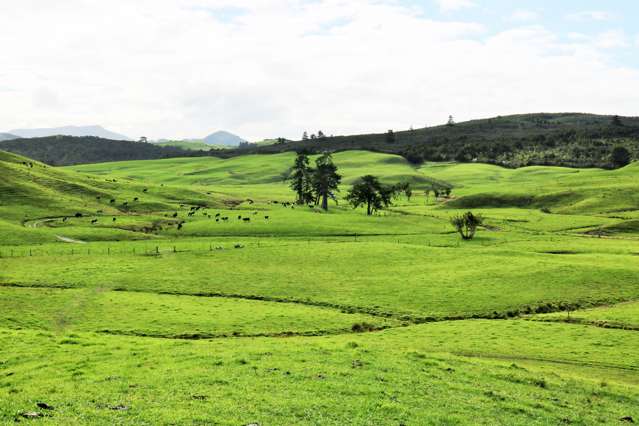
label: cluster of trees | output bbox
[289,153,486,239]
[302,131,328,141]
[288,152,342,210]
[288,152,413,215]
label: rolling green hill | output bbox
[2,149,639,424]
[227,113,639,168]
[2,113,639,169]
[153,140,212,151]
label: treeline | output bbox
[226,113,639,169]
[0,136,209,166]
[3,113,639,168]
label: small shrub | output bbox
[450,211,483,240]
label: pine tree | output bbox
[311,152,341,210]
[288,152,314,204]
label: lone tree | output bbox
[311,152,341,210]
[450,211,483,240]
[611,146,631,168]
[302,131,309,141]
[447,115,455,126]
[288,152,314,205]
[346,175,396,215]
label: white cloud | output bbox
[509,10,540,22]
[435,0,475,13]
[0,0,638,140]
[594,30,629,49]
[567,11,613,22]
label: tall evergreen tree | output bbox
[288,152,314,204]
[311,152,341,210]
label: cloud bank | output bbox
[0,0,637,140]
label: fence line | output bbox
[0,235,460,259]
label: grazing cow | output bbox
[112,217,117,222]
[143,188,148,193]
[237,215,242,220]
[247,199,254,204]
[75,212,82,218]
[110,199,115,203]
[62,217,68,222]
[216,218,220,222]
[172,212,178,218]
[234,244,244,249]
[222,217,229,221]
[243,217,251,223]
[264,216,269,220]
[91,219,98,224]
[177,223,183,230]
[215,213,221,218]
[133,197,138,201]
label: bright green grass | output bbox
[3,240,639,320]
[3,149,639,424]
[0,286,392,338]
[1,321,638,424]
[537,301,639,330]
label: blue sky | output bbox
[1,0,638,140]
[405,0,639,63]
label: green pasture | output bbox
[1,149,638,424]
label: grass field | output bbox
[1,149,638,424]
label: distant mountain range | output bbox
[0,133,19,141]
[8,125,131,141]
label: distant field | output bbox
[1,149,638,424]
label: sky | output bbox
[1,0,638,141]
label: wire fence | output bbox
[0,235,463,259]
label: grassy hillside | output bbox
[2,113,639,169]
[154,140,232,151]
[2,149,639,424]
[0,135,205,166]
[228,113,639,168]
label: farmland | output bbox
[1,149,638,424]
